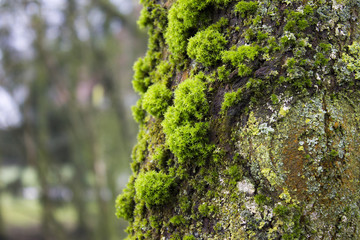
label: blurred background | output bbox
[0,0,146,239]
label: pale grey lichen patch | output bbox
[237,179,255,195]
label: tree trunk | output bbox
[116,0,360,239]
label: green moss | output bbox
[318,43,332,53]
[137,3,167,31]
[142,82,172,118]
[330,149,338,157]
[183,235,196,240]
[187,28,227,67]
[217,65,230,81]
[132,57,152,94]
[275,203,303,239]
[170,233,181,240]
[226,165,243,182]
[164,122,211,166]
[165,0,209,57]
[198,203,215,217]
[273,204,290,218]
[343,41,360,79]
[115,178,136,221]
[131,129,149,172]
[179,196,192,213]
[134,171,175,207]
[153,60,174,83]
[211,17,229,30]
[238,63,253,77]
[256,31,268,42]
[234,1,258,18]
[149,215,161,229]
[131,99,146,123]
[165,0,230,58]
[254,194,268,206]
[246,78,263,90]
[267,36,281,52]
[162,75,212,165]
[169,215,187,226]
[314,52,329,67]
[270,94,279,104]
[222,45,260,65]
[222,45,260,76]
[212,147,225,163]
[152,146,167,167]
[244,28,256,42]
[221,88,243,113]
[284,8,313,33]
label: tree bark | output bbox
[116,0,360,239]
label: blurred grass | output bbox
[3,193,41,227]
[2,193,77,229]
[1,193,128,239]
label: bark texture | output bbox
[116,0,360,239]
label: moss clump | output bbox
[187,28,227,67]
[343,41,360,79]
[153,60,173,83]
[217,65,230,81]
[162,74,211,165]
[115,179,135,221]
[142,83,172,118]
[221,88,243,113]
[169,215,187,226]
[149,215,161,229]
[227,165,243,182]
[234,1,258,18]
[165,0,230,58]
[131,99,146,124]
[164,122,210,165]
[222,45,260,77]
[137,3,167,31]
[273,204,290,218]
[283,7,313,33]
[222,45,260,65]
[135,171,175,207]
[165,0,210,57]
[198,203,215,217]
[254,194,268,206]
[179,196,192,213]
[132,55,153,94]
[131,129,149,170]
[183,235,196,240]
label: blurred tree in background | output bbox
[0,0,146,239]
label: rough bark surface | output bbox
[116,0,360,239]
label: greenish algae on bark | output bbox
[116,0,360,239]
